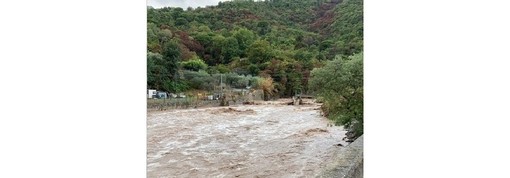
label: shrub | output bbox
[180,57,208,71]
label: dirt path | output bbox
[147,99,348,178]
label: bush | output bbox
[180,57,208,71]
[182,70,215,90]
[257,77,275,101]
[207,64,231,74]
[162,80,190,93]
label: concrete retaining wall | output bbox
[317,135,363,178]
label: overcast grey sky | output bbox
[147,0,230,9]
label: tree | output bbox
[256,21,271,35]
[147,23,161,52]
[221,37,240,64]
[161,40,182,80]
[309,52,363,137]
[175,17,188,26]
[147,52,168,90]
[247,39,273,64]
[294,49,313,62]
[211,35,227,63]
[157,29,173,46]
[233,28,256,57]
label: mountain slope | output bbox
[146,0,363,97]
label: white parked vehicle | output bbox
[147,89,157,99]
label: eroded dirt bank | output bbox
[147,99,348,178]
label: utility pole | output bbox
[219,74,228,106]
[220,74,223,96]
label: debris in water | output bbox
[304,128,329,136]
[210,107,256,114]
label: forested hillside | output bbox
[147,0,363,135]
[147,0,362,97]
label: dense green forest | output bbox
[147,0,363,136]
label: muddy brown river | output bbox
[147,99,348,178]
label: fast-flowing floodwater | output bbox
[147,99,348,178]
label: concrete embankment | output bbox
[317,135,363,178]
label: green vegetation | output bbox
[180,56,208,71]
[309,53,363,137]
[147,0,363,137]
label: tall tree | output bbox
[147,52,168,90]
[309,53,363,137]
[247,39,273,64]
[221,37,240,64]
[233,28,256,57]
[161,40,182,80]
